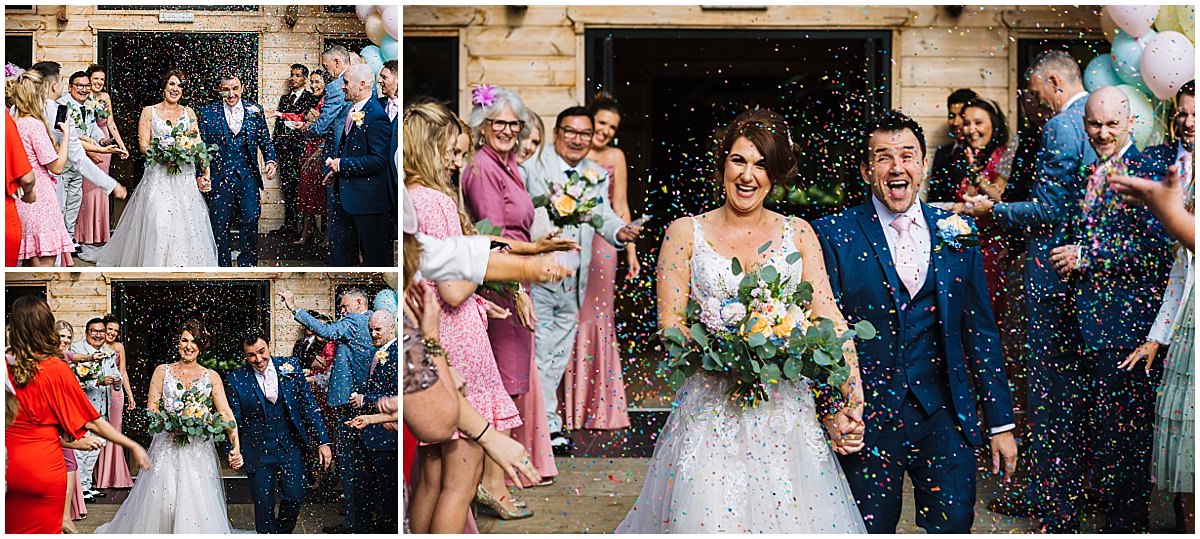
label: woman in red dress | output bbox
[5,296,150,534]
[295,69,330,247]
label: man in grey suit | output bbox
[524,106,642,453]
[70,317,121,501]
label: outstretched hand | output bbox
[131,444,152,471]
[278,288,296,311]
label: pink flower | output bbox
[471,84,497,108]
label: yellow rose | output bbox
[552,194,578,216]
[747,315,771,337]
[772,314,795,339]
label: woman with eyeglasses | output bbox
[459,85,576,515]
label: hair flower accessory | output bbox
[471,84,497,108]
[5,63,23,80]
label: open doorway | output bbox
[585,30,891,406]
[111,279,269,449]
[96,31,259,221]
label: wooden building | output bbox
[5,5,373,229]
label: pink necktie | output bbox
[889,215,921,297]
[344,109,355,136]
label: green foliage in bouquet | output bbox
[145,120,219,175]
[531,169,606,229]
[146,383,235,446]
[474,218,520,299]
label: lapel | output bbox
[244,365,268,416]
[273,357,292,409]
[921,203,951,329]
[854,204,904,308]
[214,104,232,143]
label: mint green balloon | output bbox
[1085,55,1123,92]
[1112,30,1156,96]
[1115,84,1157,150]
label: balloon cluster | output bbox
[1087,6,1195,150]
[356,5,399,76]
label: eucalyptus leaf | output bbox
[783,357,800,379]
[760,265,778,284]
[760,363,782,385]
[731,257,743,275]
[757,240,772,254]
[662,327,686,345]
[689,324,710,348]
[855,320,878,340]
[747,331,767,348]
[668,369,688,390]
[785,251,802,264]
[814,348,834,366]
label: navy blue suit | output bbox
[358,340,398,532]
[813,201,1014,533]
[292,307,374,531]
[331,97,394,266]
[226,357,330,534]
[197,101,277,267]
[1033,144,1173,532]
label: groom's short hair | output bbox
[241,329,270,348]
[219,70,240,85]
[860,110,926,164]
[31,61,60,82]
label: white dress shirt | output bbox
[224,101,244,136]
[254,360,279,403]
[871,195,931,292]
[43,98,117,195]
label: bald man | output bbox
[353,309,398,532]
[1034,86,1174,533]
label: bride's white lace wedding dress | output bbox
[96,367,233,534]
[94,106,218,267]
[616,217,866,533]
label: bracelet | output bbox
[472,422,490,442]
[421,337,446,358]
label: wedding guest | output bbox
[1043,86,1175,532]
[516,111,544,166]
[10,70,75,267]
[6,296,149,534]
[71,318,122,501]
[93,315,134,490]
[315,46,354,261]
[53,320,96,531]
[29,62,126,213]
[76,65,129,261]
[297,69,330,247]
[6,109,35,267]
[524,106,642,455]
[280,287,374,534]
[963,51,1096,530]
[378,60,398,122]
[59,71,126,239]
[565,91,637,432]
[951,97,1013,315]
[271,63,318,237]
[926,88,979,203]
[352,310,399,532]
[326,63,393,267]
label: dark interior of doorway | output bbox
[585,30,891,406]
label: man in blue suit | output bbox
[227,331,332,534]
[962,50,1096,525]
[280,287,374,533]
[325,63,394,266]
[813,110,1016,533]
[347,310,399,532]
[379,60,399,197]
[197,73,277,267]
[1038,87,1173,533]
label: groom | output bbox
[226,330,332,534]
[197,72,277,267]
[812,111,1017,533]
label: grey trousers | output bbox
[61,168,83,240]
[75,441,102,491]
[531,279,580,434]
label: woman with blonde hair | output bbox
[9,70,75,266]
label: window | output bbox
[403,36,459,111]
[4,285,47,323]
[5,35,33,70]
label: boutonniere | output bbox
[350,110,366,128]
[245,104,260,115]
[277,363,295,376]
[934,214,980,252]
[374,349,388,365]
[579,167,604,184]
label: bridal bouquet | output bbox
[145,121,218,175]
[531,168,606,229]
[72,360,102,385]
[147,384,235,446]
[660,244,876,408]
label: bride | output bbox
[93,69,218,267]
[616,110,866,533]
[97,319,241,533]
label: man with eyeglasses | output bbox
[69,317,121,501]
[57,71,129,247]
[523,106,643,455]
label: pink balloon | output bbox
[1140,31,1196,100]
[381,5,399,40]
[355,5,374,21]
[1109,5,1161,38]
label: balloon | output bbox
[355,4,374,21]
[380,35,398,62]
[1115,84,1158,150]
[1112,30,1156,96]
[1109,5,1161,38]
[1100,8,1122,43]
[1155,5,1178,33]
[381,5,399,40]
[1178,5,1195,42]
[360,45,384,75]
[1084,54,1124,92]
[373,289,398,313]
[364,12,387,46]
[1140,31,1197,100]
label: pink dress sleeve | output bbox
[22,118,59,167]
[412,187,463,241]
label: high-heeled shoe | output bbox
[475,484,532,520]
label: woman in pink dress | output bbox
[93,316,134,489]
[404,101,523,533]
[75,66,129,254]
[10,70,74,267]
[564,93,635,431]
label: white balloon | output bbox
[1140,31,1197,100]
[355,5,374,21]
[1109,5,1161,38]
[381,5,399,40]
